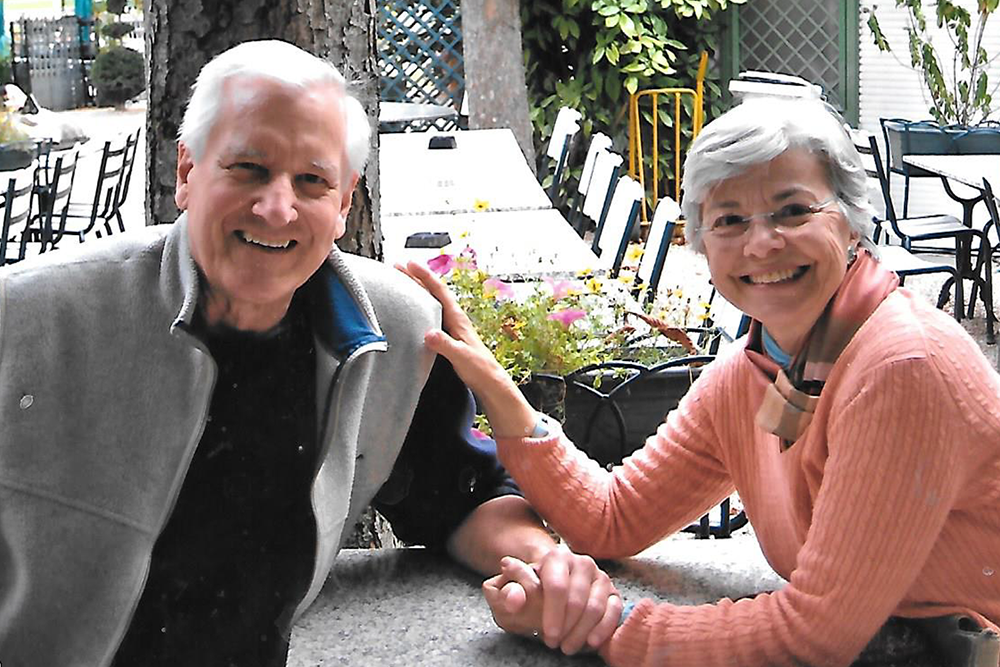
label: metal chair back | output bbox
[0,174,37,266]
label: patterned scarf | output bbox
[745,249,899,450]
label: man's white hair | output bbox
[177,39,370,175]
[680,97,875,254]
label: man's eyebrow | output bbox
[222,146,266,161]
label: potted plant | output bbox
[91,0,144,109]
[0,108,34,171]
[867,1,1000,156]
[427,244,717,465]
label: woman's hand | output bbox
[482,549,623,654]
[397,261,539,439]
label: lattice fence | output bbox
[737,1,846,112]
[378,0,463,131]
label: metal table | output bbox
[381,209,600,280]
[288,540,784,666]
[902,154,997,342]
[379,128,551,216]
[379,101,458,126]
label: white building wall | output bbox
[858,0,1000,222]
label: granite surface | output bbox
[288,534,786,666]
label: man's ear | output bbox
[339,171,360,220]
[175,142,195,211]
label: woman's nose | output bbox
[742,217,785,257]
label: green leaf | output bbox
[625,75,639,95]
[597,3,620,16]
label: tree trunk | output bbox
[143,0,380,258]
[461,0,536,168]
[144,0,391,547]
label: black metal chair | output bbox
[35,150,81,251]
[60,128,140,241]
[0,174,38,266]
[977,178,1000,370]
[862,133,978,322]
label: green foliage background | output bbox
[520,0,745,191]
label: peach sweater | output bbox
[497,289,1000,667]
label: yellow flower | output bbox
[473,198,490,212]
[585,277,603,293]
[459,230,470,239]
[625,244,644,264]
[617,272,636,285]
[576,267,595,278]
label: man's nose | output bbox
[251,177,298,226]
[742,217,785,258]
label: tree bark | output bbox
[461,0,536,168]
[143,0,380,258]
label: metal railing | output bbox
[627,52,708,224]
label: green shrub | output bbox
[91,45,144,107]
[101,22,135,41]
[522,0,745,200]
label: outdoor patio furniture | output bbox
[977,178,1000,370]
[636,195,680,304]
[859,133,971,322]
[34,149,80,251]
[0,171,36,266]
[379,128,550,216]
[566,132,612,235]
[540,106,581,205]
[592,173,642,277]
[60,127,140,242]
[578,147,622,237]
[381,208,600,280]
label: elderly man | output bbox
[0,41,619,666]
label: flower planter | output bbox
[883,120,1000,177]
[0,141,35,171]
[520,356,711,469]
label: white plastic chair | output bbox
[543,107,582,202]
[581,149,623,233]
[568,133,613,233]
[636,196,681,301]
[594,174,643,276]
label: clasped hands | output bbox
[395,262,623,652]
[483,546,623,655]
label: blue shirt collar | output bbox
[307,263,386,360]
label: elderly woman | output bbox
[402,96,1000,667]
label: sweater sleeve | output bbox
[495,361,734,560]
[599,354,969,667]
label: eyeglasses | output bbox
[706,197,839,239]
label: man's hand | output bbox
[482,549,623,655]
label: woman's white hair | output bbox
[680,97,875,254]
[177,39,371,176]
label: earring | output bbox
[846,244,857,265]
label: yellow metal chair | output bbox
[627,52,709,225]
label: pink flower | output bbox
[455,246,478,271]
[544,277,582,300]
[547,308,586,327]
[483,277,515,300]
[470,427,491,440]
[427,253,455,275]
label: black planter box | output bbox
[520,356,712,469]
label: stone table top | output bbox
[288,535,785,666]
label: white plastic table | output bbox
[381,208,600,280]
[379,128,551,216]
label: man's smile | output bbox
[235,230,297,251]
